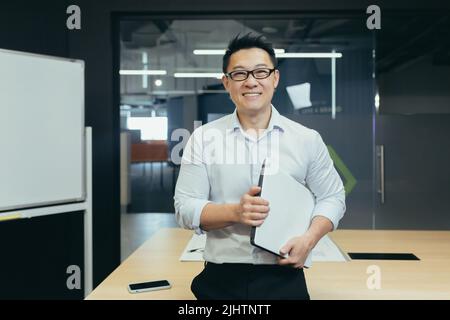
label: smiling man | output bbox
[174,33,346,300]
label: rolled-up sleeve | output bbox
[174,128,210,234]
[306,131,346,230]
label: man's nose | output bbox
[244,73,258,87]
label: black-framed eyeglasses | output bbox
[226,68,276,81]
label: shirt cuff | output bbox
[312,199,345,231]
[192,199,211,235]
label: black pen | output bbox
[255,159,266,197]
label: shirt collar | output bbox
[228,105,284,133]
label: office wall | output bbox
[168,96,198,138]
[198,93,235,124]
[379,56,450,114]
[0,2,68,57]
[182,95,199,133]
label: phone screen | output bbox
[129,280,170,291]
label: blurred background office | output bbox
[0,0,449,299]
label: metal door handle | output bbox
[376,145,385,204]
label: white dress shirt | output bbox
[174,105,346,264]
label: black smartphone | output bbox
[127,279,171,293]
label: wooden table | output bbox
[86,228,450,300]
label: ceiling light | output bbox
[174,73,223,79]
[119,70,167,75]
[193,49,224,55]
[151,90,197,95]
[276,52,342,58]
[154,79,163,87]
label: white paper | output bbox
[286,82,312,109]
[312,235,349,262]
[179,233,206,261]
[180,233,348,263]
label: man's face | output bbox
[222,48,279,116]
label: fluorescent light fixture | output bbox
[276,52,342,58]
[119,70,167,75]
[174,72,223,79]
[193,49,285,55]
[152,90,197,95]
[331,50,336,119]
[193,49,224,55]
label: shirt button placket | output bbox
[250,141,259,184]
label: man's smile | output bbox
[242,92,262,96]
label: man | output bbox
[174,33,346,300]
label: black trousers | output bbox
[191,262,310,300]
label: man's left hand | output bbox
[277,234,315,268]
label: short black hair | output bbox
[222,33,277,73]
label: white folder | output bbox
[250,169,315,268]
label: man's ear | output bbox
[222,74,230,91]
[273,69,280,89]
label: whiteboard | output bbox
[0,49,85,211]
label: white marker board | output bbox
[0,49,85,212]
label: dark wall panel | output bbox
[67,1,121,287]
[0,212,84,299]
[0,2,68,56]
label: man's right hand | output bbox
[235,186,270,227]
